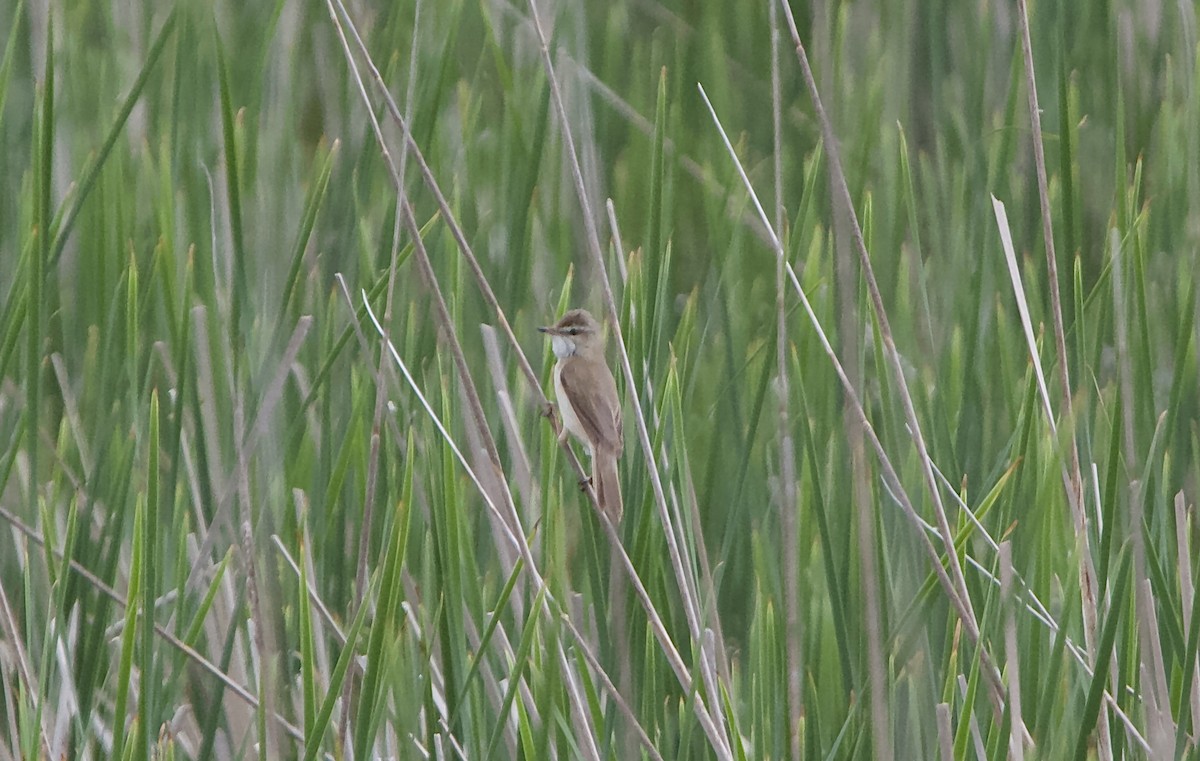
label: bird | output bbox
[539,308,624,522]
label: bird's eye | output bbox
[568,328,578,335]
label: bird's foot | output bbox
[543,402,569,443]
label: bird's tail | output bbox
[594,453,623,524]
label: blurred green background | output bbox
[1,0,1199,758]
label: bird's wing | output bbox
[559,359,623,456]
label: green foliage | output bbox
[1,0,1198,758]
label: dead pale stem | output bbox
[1000,542,1028,761]
[238,516,283,758]
[1136,577,1174,753]
[481,325,540,519]
[834,136,893,760]
[521,0,734,756]
[958,674,989,758]
[183,308,226,587]
[935,703,954,761]
[1014,0,1110,754]
[1175,492,1200,745]
[605,199,628,284]
[49,354,92,476]
[769,0,805,756]
[679,459,733,689]
[232,312,290,759]
[772,0,1006,714]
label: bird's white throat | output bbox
[551,335,576,359]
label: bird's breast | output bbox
[554,361,591,454]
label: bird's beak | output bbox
[538,325,555,335]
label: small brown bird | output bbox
[539,308,624,522]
